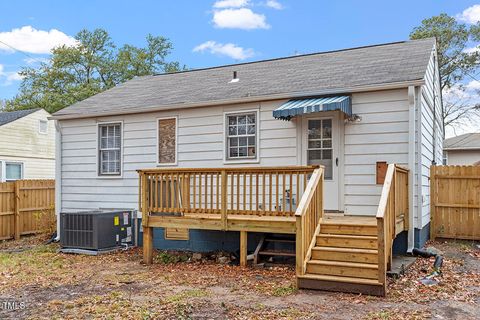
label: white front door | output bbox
[303,114,341,211]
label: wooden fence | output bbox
[430,166,480,240]
[0,179,55,240]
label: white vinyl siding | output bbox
[0,109,55,181]
[59,101,298,212]
[418,49,444,228]
[343,89,410,215]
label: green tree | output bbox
[410,14,480,130]
[5,29,183,114]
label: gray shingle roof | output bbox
[53,38,436,118]
[0,108,40,126]
[444,133,480,150]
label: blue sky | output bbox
[0,0,479,100]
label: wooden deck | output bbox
[148,212,297,234]
[138,165,410,296]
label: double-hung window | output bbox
[226,112,257,160]
[98,122,122,176]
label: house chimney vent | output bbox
[229,71,239,83]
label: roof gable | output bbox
[53,38,436,119]
[0,109,41,127]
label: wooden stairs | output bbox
[297,216,385,296]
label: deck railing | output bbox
[376,164,409,289]
[295,167,324,277]
[138,166,317,226]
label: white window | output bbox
[226,112,257,160]
[39,120,48,134]
[307,119,333,180]
[98,123,122,176]
[5,162,23,181]
[442,151,448,165]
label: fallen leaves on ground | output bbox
[0,236,479,319]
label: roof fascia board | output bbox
[49,79,425,121]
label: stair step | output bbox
[320,223,377,236]
[306,259,378,279]
[258,250,296,257]
[298,273,382,286]
[297,274,385,296]
[264,238,295,244]
[316,234,378,249]
[311,246,378,263]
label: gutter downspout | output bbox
[407,86,416,252]
[54,120,62,241]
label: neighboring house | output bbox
[443,133,480,165]
[0,109,55,182]
[51,38,442,252]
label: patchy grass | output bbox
[165,288,210,303]
[0,236,479,319]
[271,284,297,296]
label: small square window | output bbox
[6,163,23,181]
[39,120,48,134]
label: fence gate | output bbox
[430,166,480,240]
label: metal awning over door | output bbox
[273,96,351,120]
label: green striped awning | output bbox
[273,96,351,120]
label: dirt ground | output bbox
[0,235,479,320]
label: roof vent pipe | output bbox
[230,71,239,83]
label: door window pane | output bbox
[307,119,333,179]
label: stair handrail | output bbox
[376,164,409,294]
[295,167,324,277]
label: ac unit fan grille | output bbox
[63,214,94,248]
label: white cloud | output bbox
[213,0,249,8]
[465,80,480,91]
[265,0,283,10]
[213,8,270,30]
[0,26,77,54]
[0,64,23,86]
[23,57,50,65]
[193,41,255,60]
[457,4,480,24]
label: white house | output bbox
[0,108,55,182]
[443,133,480,165]
[51,38,443,251]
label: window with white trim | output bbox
[98,123,122,175]
[226,112,257,160]
[39,120,48,134]
[5,162,23,181]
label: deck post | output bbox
[143,226,154,265]
[240,230,247,267]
